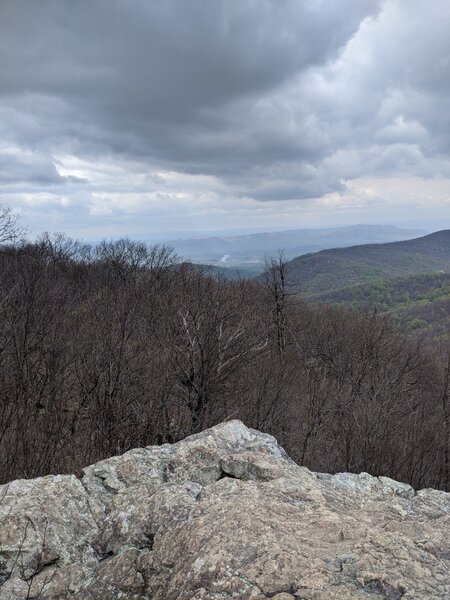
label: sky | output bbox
[1,0,450,240]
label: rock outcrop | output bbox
[0,420,449,599]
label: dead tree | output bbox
[263,251,288,360]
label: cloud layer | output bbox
[1,0,449,237]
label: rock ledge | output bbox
[0,420,449,599]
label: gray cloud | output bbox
[0,1,379,152]
[0,0,449,236]
[0,151,87,186]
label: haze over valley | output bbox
[164,223,425,271]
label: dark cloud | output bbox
[0,0,449,236]
[0,1,379,158]
[0,1,378,110]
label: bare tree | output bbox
[262,251,288,359]
[438,343,450,489]
[0,229,447,491]
[0,204,25,245]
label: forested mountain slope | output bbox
[285,230,450,295]
[311,272,450,337]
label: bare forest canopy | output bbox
[0,231,449,492]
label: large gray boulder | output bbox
[0,420,449,599]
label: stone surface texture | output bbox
[0,420,449,599]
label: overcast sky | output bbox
[1,0,450,239]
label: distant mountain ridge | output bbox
[166,224,425,269]
[284,230,450,295]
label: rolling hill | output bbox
[285,230,450,295]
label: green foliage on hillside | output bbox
[282,230,450,337]
[285,230,450,295]
[310,271,450,338]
